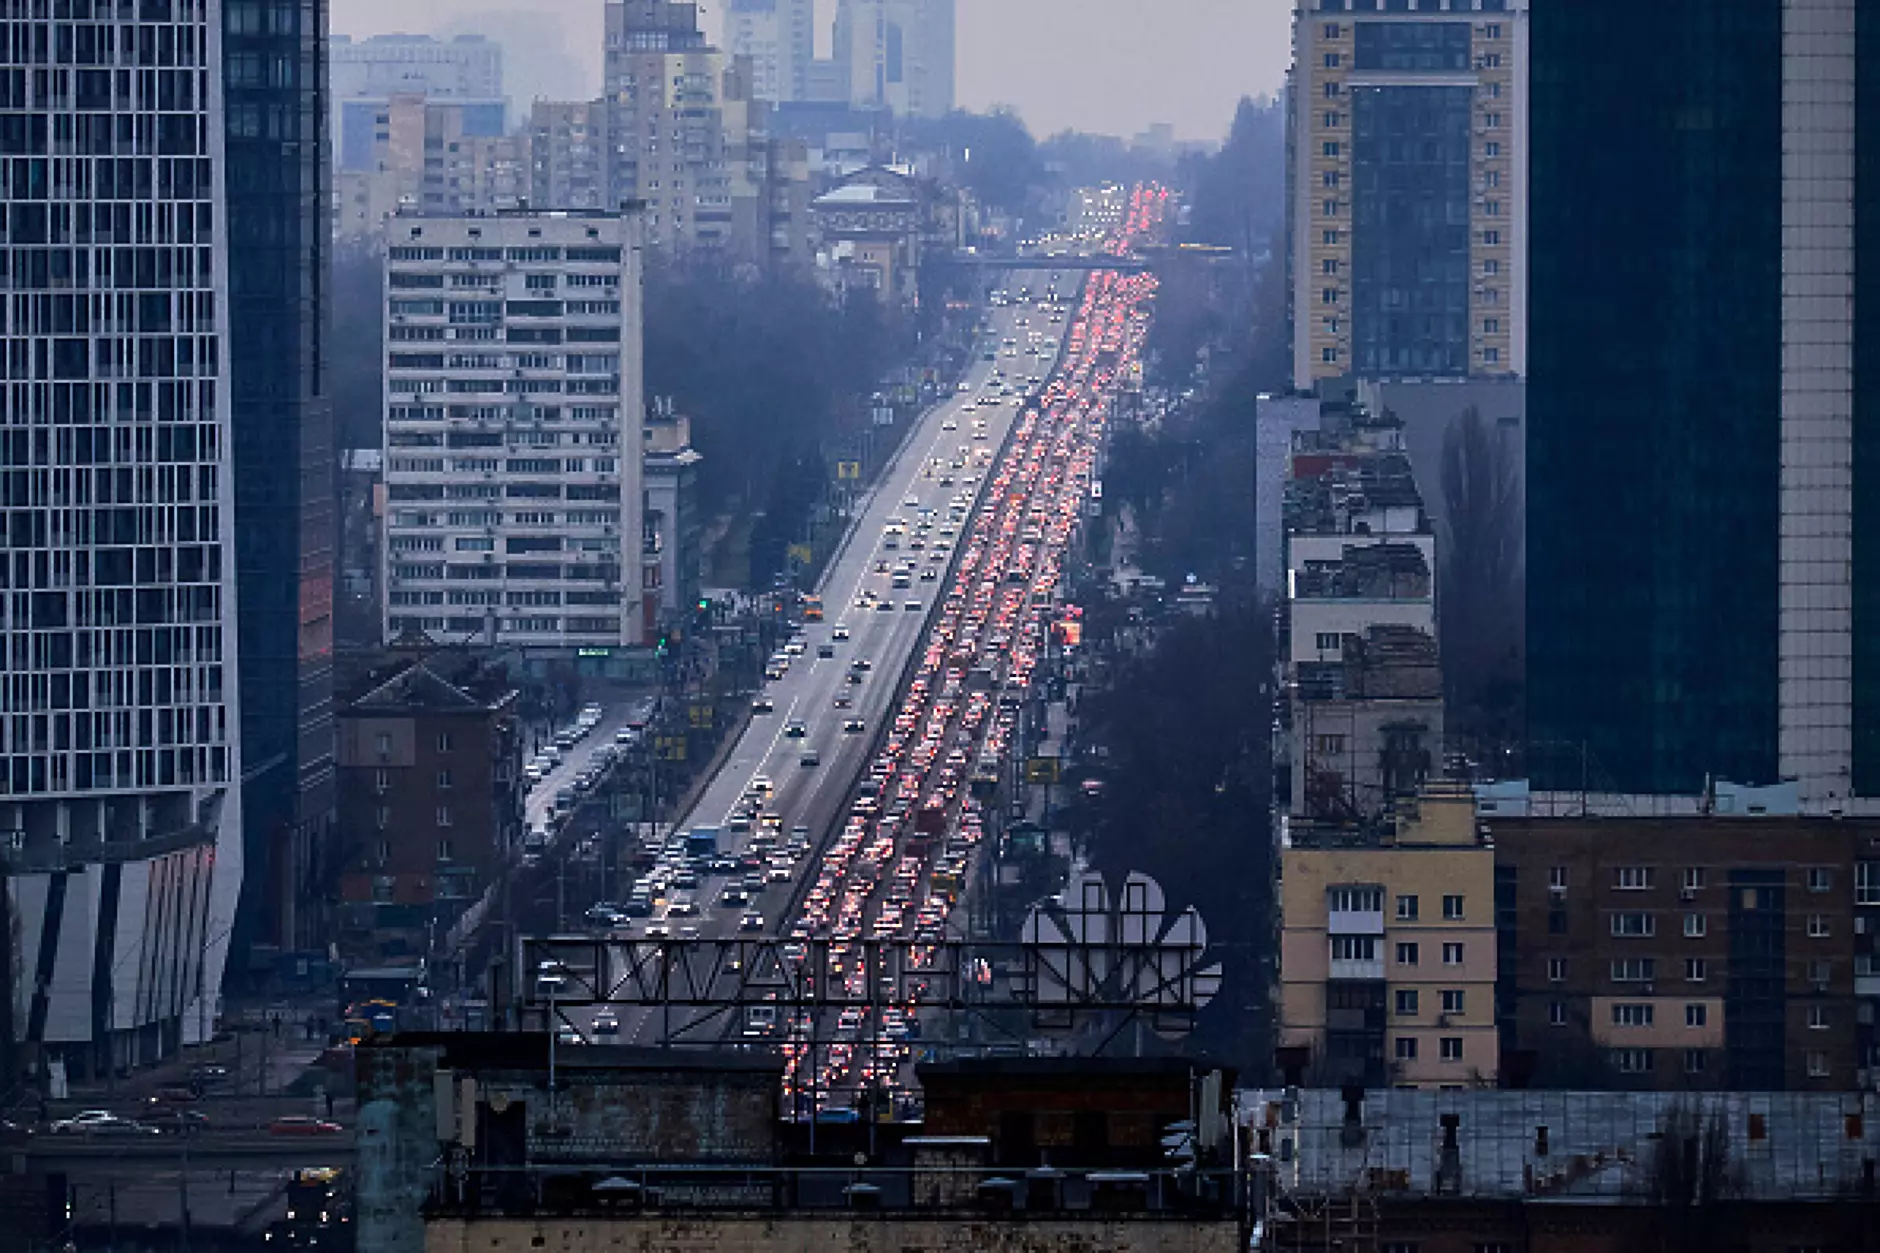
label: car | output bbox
[269,1116,343,1137]
[903,495,920,508]
[584,903,625,926]
[643,922,672,939]
[843,718,866,734]
[852,658,873,672]
[800,749,821,768]
[784,721,807,739]
[817,643,835,658]
[766,865,792,883]
[51,1111,157,1137]
[920,568,938,582]
[904,600,921,611]
[752,698,774,714]
[679,924,701,941]
[556,1025,586,1046]
[721,887,750,908]
[832,624,850,641]
[875,599,894,612]
[832,694,853,709]
[942,419,957,430]
[740,912,766,932]
[591,1011,620,1036]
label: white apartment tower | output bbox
[382,212,648,653]
[0,0,246,1080]
[832,0,956,119]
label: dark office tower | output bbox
[224,0,338,962]
[1529,0,1872,811]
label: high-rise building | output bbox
[605,1,769,256]
[1286,1,1526,388]
[0,0,246,1079]
[225,0,339,965]
[831,0,956,120]
[530,101,614,213]
[381,212,647,655]
[726,0,815,104]
[334,95,531,240]
[330,34,507,170]
[1526,0,1870,810]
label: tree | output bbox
[1182,97,1285,258]
[904,108,1041,216]
[1438,406,1526,764]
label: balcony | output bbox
[1329,954,1385,981]
[1327,907,1385,936]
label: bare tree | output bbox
[1438,405,1525,765]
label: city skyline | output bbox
[328,0,1289,141]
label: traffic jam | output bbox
[777,185,1169,1113]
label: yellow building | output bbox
[1288,0,1526,387]
[1279,782,1498,1087]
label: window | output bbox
[1394,1036,1418,1061]
[1611,958,1656,983]
[1810,960,1834,986]
[1615,867,1655,891]
[1808,914,1831,939]
[436,770,453,791]
[1315,734,1347,756]
[1808,1051,1831,1078]
[1323,198,1340,216]
[437,732,454,753]
[1328,886,1383,912]
[1858,862,1880,905]
[1685,1004,1707,1028]
[1684,1049,1707,1075]
[1483,258,1500,276]
[1443,894,1465,921]
[375,732,393,756]
[1484,23,1502,38]
[1685,958,1708,983]
[375,806,390,830]
[1315,632,1342,652]
[1323,22,1340,37]
[1321,347,1339,364]
[376,839,392,864]
[1809,1005,1830,1030]
[436,805,453,827]
[1612,1003,1654,1028]
[1395,989,1419,1016]
[1683,867,1706,893]
[1440,1037,1463,1062]
[1612,1048,1654,1074]
[1808,867,1833,893]
[1484,140,1501,157]
[375,769,391,794]
[1547,957,1568,983]
[1324,81,1340,99]
[1611,912,1656,937]
[1322,229,1340,245]
[1322,141,1340,157]
[1440,989,1465,1015]
[1397,942,1420,966]
[1548,1001,1567,1027]
[1322,287,1340,305]
[1484,347,1500,364]
[1684,913,1707,938]
[1322,170,1340,188]
[1323,52,1341,68]
[1322,258,1340,275]
[1484,170,1501,188]
[1483,229,1501,246]
[1548,865,1569,893]
[1442,942,1464,967]
[437,838,455,862]
[1484,318,1500,334]
[1330,935,1378,961]
[1396,894,1420,921]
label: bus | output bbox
[802,595,824,622]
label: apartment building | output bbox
[1495,815,1866,1091]
[1282,404,1440,821]
[331,33,506,169]
[831,0,957,120]
[1288,0,1527,387]
[726,0,815,104]
[380,212,647,656]
[335,95,531,240]
[530,101,614,212]
[1279,784,1499,1088]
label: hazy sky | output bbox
[329,0,1290,143]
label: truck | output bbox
[685,826,723,860]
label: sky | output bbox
[328,0,1291,144]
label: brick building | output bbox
[335,660,523,962]
[1493,816,1871,1091]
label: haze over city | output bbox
[329,0,1290,139]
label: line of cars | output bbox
[776,187,1170,1111]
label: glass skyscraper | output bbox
[0,0,244,1080]
[1529,0,1871,810]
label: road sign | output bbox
[1025,757,1060,784]
[837,460,862,480]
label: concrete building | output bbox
[831,0,957,120]
[1494,814,1868,1092]
[1247,1087,1880,1253]
[1281,404,1440,821]
[530,100,614,213]
[604,1,770,259]
[356,1036,1244,1253]
[330,34,506,170]
[811,166,926,305]
[642,403,706,631]
[335,660,522,965]
[0,0,245,1082]
[1287,2,1527,388]
[381,211,647,654]
[334,96,531,240]
[726,0,815,104]
[1279,784,1498,1088]
[1526,0,1878,813]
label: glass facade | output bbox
[1349,84,1472,376]
[1527,0,1783,794]
[224,0,337,956]
[1854,1,1880,796]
